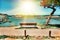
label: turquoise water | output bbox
[0,16,23,27]
[0,16,60,27]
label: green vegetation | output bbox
[0,35,8,39]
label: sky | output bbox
[0,0,60,15]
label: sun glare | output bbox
[19,0,36,15]
[8,0,44,15]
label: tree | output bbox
[40,0,60,26]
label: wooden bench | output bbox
[20,23,38,29]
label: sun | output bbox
[18,0,37,15]
[20,2,33,13]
